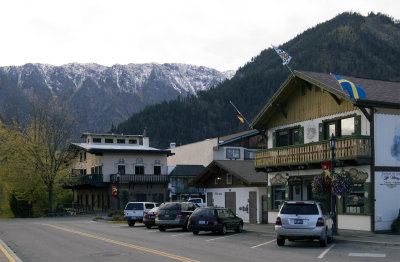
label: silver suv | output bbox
[124,202,158,227]
[275,201,333,247]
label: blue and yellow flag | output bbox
[273,46,292,66]
[332,74,366,99]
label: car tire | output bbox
[220,224,227,235]
[183,220,189,232]
[158,226,166,232]
[128,221,135,227]
[145,224,152,229]
[192,230,199,235]
[236,223,243,233]
[319,231,328,247]
[277,237,285,246]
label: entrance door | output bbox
[249,191,257,224]
[207,192,213,207]
[225,192,236,214]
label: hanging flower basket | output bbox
[312,169,353,197]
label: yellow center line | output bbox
[41,223,200,262]
[0,242,16,262]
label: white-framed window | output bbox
[226,148,240,159]
[226,174,232,184]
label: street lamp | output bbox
[330,134,338,234]
[117,173,121,210]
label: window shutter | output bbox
[318,123,324,141]
[354,115,362,136]
[272,131,277,147]
[299,126,304,144]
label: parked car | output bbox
[143,207,159,229]
[188,207,243,235]
[155,202,199,231]
[275,201,334,247]
[188,198,206,207]
[124,202,158,227]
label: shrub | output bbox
[107,209,124,218]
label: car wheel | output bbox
[145,224,152,229]
[236,222,243,233]
[183,220,189,232]
[128,221,135,227]
[192,230,199,235]
[319,230,328,247]
[277,237,285,246]
[220,224,227,235]
[158,226,166,232]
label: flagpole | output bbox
[229,101,252,129]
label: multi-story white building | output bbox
[65,133,171,211]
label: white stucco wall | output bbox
[338,214,371,231]
[167,138,218,167]
[205,187,267,224]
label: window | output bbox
[118,165,125,175]
[117,139,125,144]
[215,177,221,185]
[275,127,302,147]
[135,165,144,175]
[129,139,137,144]
[341,117,355,136]
[226,174,232,184]
[93,138,101,143]
[91,165,102,174]
[226,148,240,159]
[105,138,113,143]
[343,183,364,214]
[154,166,161,175]
[244,150,254,160]
[271,185,285,210]
[323,116,357,139]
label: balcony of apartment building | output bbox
[62,173,107,189]
[255,136,372,171]
[110,173,170,184]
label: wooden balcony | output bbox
[110,174,169,184]
[62,174,107,188]
[255,136,371,170]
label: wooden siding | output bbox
[255,136,371,168]
[268,83,356,128]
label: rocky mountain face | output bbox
[0,63,234,133]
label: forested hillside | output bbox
[114,12,400,148]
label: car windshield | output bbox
[280,203,319,215]
[145,203,155,209]
[189,199,201,204]
[191,208,215,217]
[125,203,144,210]
[159,203,181,210]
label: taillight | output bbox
[316,217,325,227]
[275,217,282,226]
[176,211,182,218]
[155,211,158,217]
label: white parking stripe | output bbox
[171,233,189,237]
[348,253,386,258]
[205,234,237,242]
[317,244,336,259]
[250,240,275,248]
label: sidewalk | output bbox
[244,223,400,246]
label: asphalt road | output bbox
[0,216,399,262]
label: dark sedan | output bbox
[188,207,243,235]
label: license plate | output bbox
[294,219,303,224]
[198,220,206,225]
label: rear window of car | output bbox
[191,208,215,217]
[280,203,319,215]
[145,203,155,209]
[159,203,181,210]
[125,203,144,210]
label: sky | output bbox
[1,0,399,71]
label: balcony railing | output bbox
[255,136,371,169]
[110,174,169,184]
[62,174,105,188]
[172,186,204,194]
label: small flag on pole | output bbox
[273,46,292,66]
[236,111,245,123]
[332,74,366,99]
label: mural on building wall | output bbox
[391,124,400,161]
[375,114,400,166]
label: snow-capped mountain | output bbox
[0,63,234,133]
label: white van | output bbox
[124,202,158,226]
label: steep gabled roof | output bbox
[218,129,260,146]
[252,70,400,129]
[191,160,267,185]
